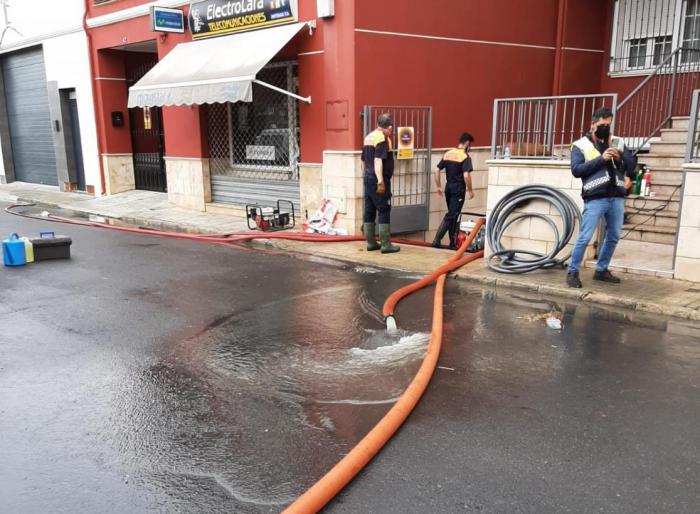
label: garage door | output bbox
[2,47,57,185]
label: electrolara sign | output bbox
[189,0,296,39]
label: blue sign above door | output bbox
[150,6,186,34]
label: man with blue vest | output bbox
[362,113,400,254]
[567,107,636,288]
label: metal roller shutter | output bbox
[2,47,57,185]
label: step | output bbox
[636,168,683,183]
[671,116,690,130]
[647,141,686,155]
[626,212,678,228]
[625,194,680,212]
[646,183,684,196]
[621,223,677,244]
[636,154,686,168]
[595,239,676,277]
[660,128,690,143]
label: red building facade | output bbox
[84,0,677,234]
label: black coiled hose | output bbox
[486,184,581,274]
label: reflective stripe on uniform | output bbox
[364,129,386,147]
[443,148,468,162]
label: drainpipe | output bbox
[552,0,568,96]
[83,0,107,196]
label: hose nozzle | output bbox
[385,315,398,333]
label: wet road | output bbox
[1,204,699,513]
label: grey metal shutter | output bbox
[2,47,57,185]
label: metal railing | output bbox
[685,89,700,161]
[616,46,700,152]
[490,94,617,159]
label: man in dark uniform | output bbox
[432,132,475,249]
[362,113,400,254]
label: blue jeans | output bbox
[568,197,625,273]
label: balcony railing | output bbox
[490,94,618,160]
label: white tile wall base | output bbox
[485,159,595,260]
[675,163,700,282]
[165,157,211,211]
[321,147,490,236]
[102,154,135,196]
[299,163,322,221]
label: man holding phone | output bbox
[566,107,637,289]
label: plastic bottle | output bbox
[503,146,511,160]
[21,237,34,263]
[641,170,652,197]
[634,167,644,195]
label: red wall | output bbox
[353,0,561,148]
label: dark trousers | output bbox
[441,183,466,238]
[363,175,392,224]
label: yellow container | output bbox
[21,237,34,263]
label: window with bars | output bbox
[628,38,648,68]
[611,0,700,71]
[682,0,700,61]
[611,0,677,72]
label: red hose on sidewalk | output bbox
[3,205,437,247]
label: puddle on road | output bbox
[108,278,431,511]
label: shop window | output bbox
[208,61,300,181]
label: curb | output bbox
[454,273,700,322]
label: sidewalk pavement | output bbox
[2,182,699,322]
[0,182,249,234]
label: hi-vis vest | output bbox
[441,147,469,184]
[363,129,393,178]
[364,129,386,148]
[572,136,624,161]
[572,136,626,197]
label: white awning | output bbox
[127,22,311,108]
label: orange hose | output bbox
[384,218,485,319]
[283,273,449,514]
[283,218,485,514]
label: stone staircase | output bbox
[600,116,688,278]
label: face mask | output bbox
[595,124,611,140]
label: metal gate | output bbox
[2,47,57,185]
[362,105,432,233]
[127,58,167,192]
[208,61,300,209]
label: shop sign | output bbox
[246,145,276,160]
[150,6,186,33]
[397,127,415,160]
[189,0,296,39]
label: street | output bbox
[1,205,699,514]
